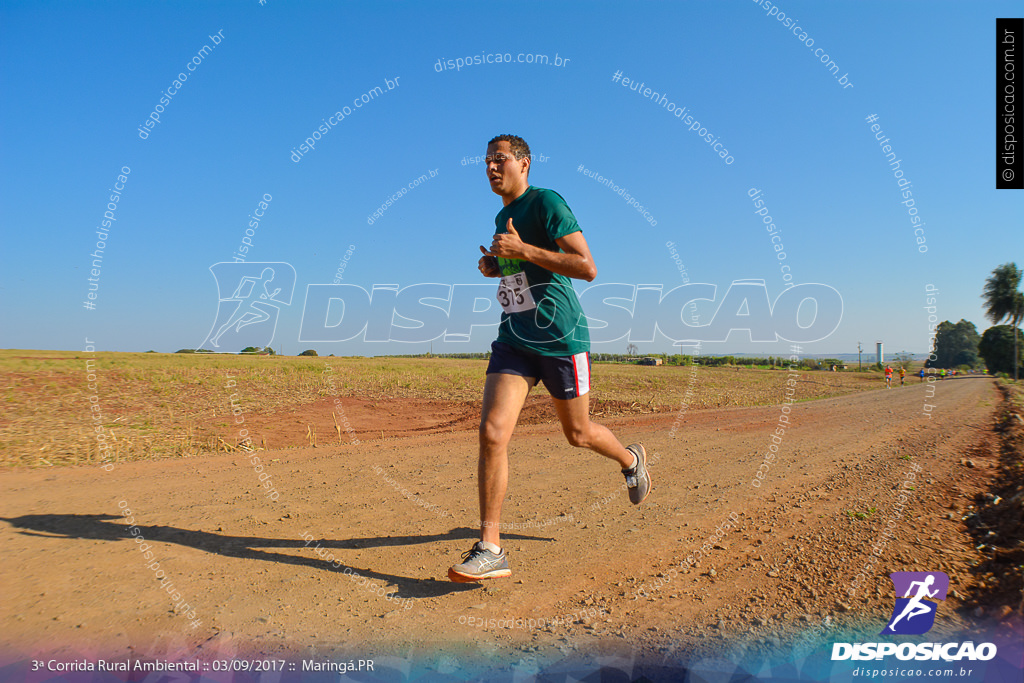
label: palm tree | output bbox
[982,262,1023,379]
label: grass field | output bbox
[0,349,885,469]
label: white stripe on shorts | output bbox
[572,352,590,397]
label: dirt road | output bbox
[0,375,1016,675]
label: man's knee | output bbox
[563,425,591,448]
[480,421,511,451]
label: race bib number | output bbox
[497,271,536,314]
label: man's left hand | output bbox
[490,218,530,260]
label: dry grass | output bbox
[0,350,882,469]
[588,362,874,411]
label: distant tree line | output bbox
[926,320,981,369]
[924,262,1023,376]
[174,347,276,355]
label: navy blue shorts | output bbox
[486,341,591,400]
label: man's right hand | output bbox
[478,245,501,278]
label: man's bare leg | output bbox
[478,372,534,547]
[449,372,532,582]
[552,391,652,504]
[551,392,634,468]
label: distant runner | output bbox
[885,365,893,389]
[448,134,652,583]
[899,366,906,386]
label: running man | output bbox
[884,365,893,388]
[448,134,652,583]
[899,366,906,386]
[887,574,940,631]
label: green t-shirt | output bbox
[492,186,590,357]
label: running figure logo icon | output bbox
[201,262,296,351]
[881,571,949,635]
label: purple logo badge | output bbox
[881,571,949,635]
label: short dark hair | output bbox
[488,134,531,161]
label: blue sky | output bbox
[1,0,1020,357]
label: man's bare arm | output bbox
[486,218,597,282]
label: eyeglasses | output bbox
[485,154,520,164]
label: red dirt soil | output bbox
[0,376,1019,666]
